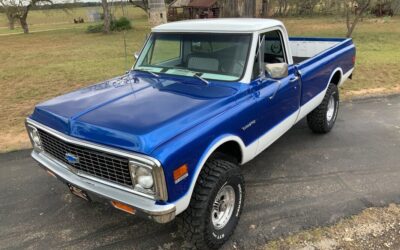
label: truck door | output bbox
[251,30,301,154]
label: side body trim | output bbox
[254,110,299,155]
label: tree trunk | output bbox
[261,0,270,17]
[6,13,15,30]
[102,0,111,34]
[9,19,15,30]
[220,0,237,17]
[19,16,29,34]
[241,0,255,17]
[283,0,288,16]
[19,4,32,34]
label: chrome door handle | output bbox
[290,76,299,83]
[269,80,282,100]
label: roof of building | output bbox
[152,18,284,33]
[187,0,218,7]
[169,0,191,8]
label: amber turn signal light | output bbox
[173,164,188,184]
[111,201,135,215]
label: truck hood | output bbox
[30,73,239,154]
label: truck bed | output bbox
[289,37,348,64]
[289,36,355,108]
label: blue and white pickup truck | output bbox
[26,19,355,249]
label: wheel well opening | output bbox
[331,71,342,85]
[213,141,242,164]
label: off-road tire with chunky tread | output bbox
[178,157,245,250]
[307,83,339,133]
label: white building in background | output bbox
[148,0,167,26]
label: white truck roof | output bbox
[152,18,284,33]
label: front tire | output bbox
[179,157,245,249]
[307,83,339,133]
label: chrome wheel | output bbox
[211,185,236,230]
[326,95,335,122]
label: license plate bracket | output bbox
[68,183,91,201]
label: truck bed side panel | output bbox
[295,38,355,106]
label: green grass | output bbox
[0,6,147,34]
[0,9,399,152]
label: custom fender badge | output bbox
[241,120,256,131]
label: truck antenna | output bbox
[121,0,129,71]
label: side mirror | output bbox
[134,52,139,60]
[265,63,288,79]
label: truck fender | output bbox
[173,134,247,215]
[329,68,343,86]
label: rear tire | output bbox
[307,83,339,134]
[179,157,245,250]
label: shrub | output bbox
[86,23,104,33]
[86,17,132,33]
[111,17,132,31]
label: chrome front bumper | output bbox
[32,150,176,223]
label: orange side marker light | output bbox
[173,164,188,184]
[111,201,136,215]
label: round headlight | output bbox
[129,162,154,191]
[136,167,154,189]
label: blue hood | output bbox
[31,72,240,154]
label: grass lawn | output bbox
[0,8,399,152]
[0,5,147,34]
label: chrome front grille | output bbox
[38,129,133,187]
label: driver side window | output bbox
[252,30,287,79]
[264,30,286,64]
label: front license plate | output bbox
[68,184,90,201]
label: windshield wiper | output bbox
[170,68,209,85]
[132,69,159,77]
[193,73,209,85]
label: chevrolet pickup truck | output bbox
[26,19,355,249]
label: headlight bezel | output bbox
[26,124,43,151]
[128,159,168,201]
[129,161,155,195]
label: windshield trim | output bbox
[133,32,253,83]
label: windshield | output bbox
[134,33,252,82]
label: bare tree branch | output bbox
[128,0,149,13]
[345,0,371,38]
[0,0,53,33]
